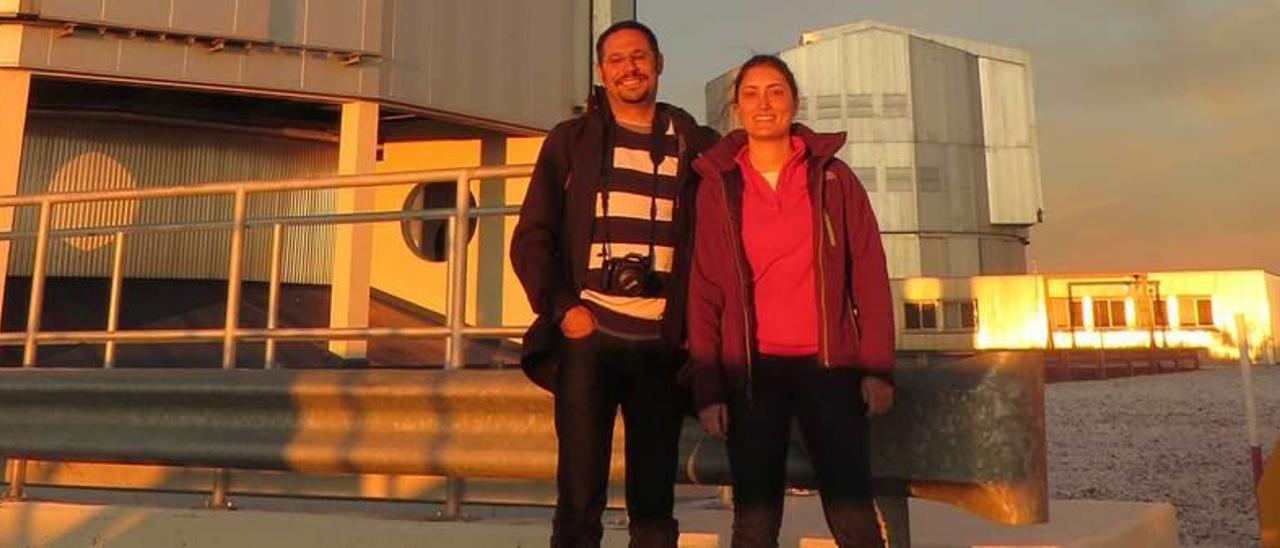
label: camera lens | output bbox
[616,268,646,295]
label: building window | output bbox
[1153,299,1169,327]
[402,183,477,262]
[1179,297,1214,328]
[846,94,874,118]
[885,167,913,192]
[943,300,977,331]
[852,166,877,192]
[882,93,910,118]
[917,167,942,193]
[1050,299,1069,329]
[817,94,843,119]
[1092,299,1128,329]
[1196,298,1214,327]
[904,301,938,331]
[1051,298,1086,329]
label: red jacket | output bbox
[685,125,895,410]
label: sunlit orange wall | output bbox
[1046,271,1274,361]
[371,141,481,322]
[501,138,542,328]
[369,137,544,329]
[893,270,1277,362]
[893,275,1048,352]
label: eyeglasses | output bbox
[603,50,656,69]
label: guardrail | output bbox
[0,351,1047,526]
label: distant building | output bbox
[706,20,1044,279]
[895,269,1279,363]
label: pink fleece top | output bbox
[734,137,818,356]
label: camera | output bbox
[602,253,662,297]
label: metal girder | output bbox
[0,351,1046,525]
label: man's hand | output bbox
[698,404,729,440]
[559,305,596,339]
[861,376,894,417]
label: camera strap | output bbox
[600,112,666,265]
[646,122,662,264]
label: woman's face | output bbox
[735,65,796,141]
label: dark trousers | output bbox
[726,355,884,548]
[551,331,683,548]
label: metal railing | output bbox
[0,353,1051,527]
[0,163,535,515]
[0,166,1054,530]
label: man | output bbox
[511,20,717,548]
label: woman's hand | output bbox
[698,404,729,440]
[861,376,894,417]
[559,305,596,339]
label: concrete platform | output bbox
[0,495,1179,548]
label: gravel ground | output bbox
[1047,365,1280,547]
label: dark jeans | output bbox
[551,331,683,548]
[726,355,884,548]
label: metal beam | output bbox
[476,133,507,331]
[0,70,31,501]
[0,351,1047,525]
[0,69,30,325]
[328,101,379,362]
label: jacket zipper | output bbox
[721,177,755,403]
[814,166,831,367]
[823,212,837,247]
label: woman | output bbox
[686,54,896,548]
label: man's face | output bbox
[597,29,662,108]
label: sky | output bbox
[639,0,1280,274]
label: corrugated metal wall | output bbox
[379,0,583,130]
[11,114,338,283]
[10,0,590,131]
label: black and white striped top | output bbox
[579,116,680,339]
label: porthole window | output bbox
[402,183,477,262]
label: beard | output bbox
[609,76,655,104]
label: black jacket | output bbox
[510,89,718,391]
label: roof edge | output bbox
[800,19,1031,65]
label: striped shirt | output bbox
[580,116,680,339]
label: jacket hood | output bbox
[696,123,848,175]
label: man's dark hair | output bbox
[733,54,800,105]
[595,20,661,64]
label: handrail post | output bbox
[3,458,27,501]
[104,231,126,368]
[440,172,472,520]
[210,188,247,510]
[222,188,248,370]
[9,200,53,499]
[264,223,284,369]
[23,200,52,367]
[448,173,469,371]
[207,468,233,510]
